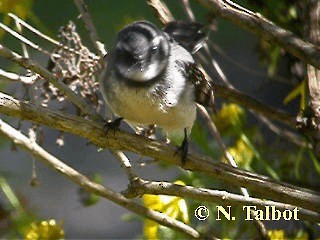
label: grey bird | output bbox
[100,20,213,163]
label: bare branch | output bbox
[197,0,320,68]
[8,13,99,60]
[0,22,52,56]
[180,0,196,21]
[304,0,320,155]
[0,69,38,84]
[112,150,137,182]
[215,84,296,128]
[197,104,249,196]
[0,92,319,212]
[255,113,308,148]
[197,104,268,238]
[0,118,201,239]
[9,13,64,48]
[125,178,320,222]
[73,0,106,56]
[147,0,174,24]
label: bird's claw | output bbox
[104,117,123,135]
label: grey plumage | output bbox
[100,21,209,141]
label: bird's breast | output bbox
[103,73,196,133]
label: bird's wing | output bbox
[163,21,207,54]
[187,63,215,107]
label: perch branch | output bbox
[0,92,319,213]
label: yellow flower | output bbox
[267,229,286,240]
[214,103,245,133]
[24,219,64,240]
[223,137,254,167]
[143,180,189,240]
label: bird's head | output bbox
[113,21,170,82]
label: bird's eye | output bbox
[150,45,158,54]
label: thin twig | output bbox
[197,103,249,195]
[73,0,106,56]
[0,22,53,56]
[112,150,137,182]
[8,13,99,60]
[180,0,196,21]
[197,104,268,238]
[255,113,309,148]
[9,13,63,47]
[147,0,174,24]
[0,69,38,84]
[215,84,296,128]
[0,118,201,239]
[208,41,295,85]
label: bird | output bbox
[99,20,213,163]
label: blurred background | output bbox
[0,0,319,239]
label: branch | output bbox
[0,118,201,239]
[215,84,296,128]
[197,104,267,238]
[0,22,52,56]
[0,69,38,84]
[8,13,96,59]
[197,0,320,69]
[73,0,106,56]
[124,178,320,222]
[147,0,174,24]
[112,150,137,181]
[255,114,308,148]
[197,104,249,196]
[1,92,319,213]
[304,0,320,155]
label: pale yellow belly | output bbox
[107,82,196,134]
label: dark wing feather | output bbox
[187,63,215,107]
[163,21,206,54]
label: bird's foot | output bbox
[104,117,123,135]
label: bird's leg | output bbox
[176,128,189,165]
[104,117,123,135]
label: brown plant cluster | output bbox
[41,21,103,114]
